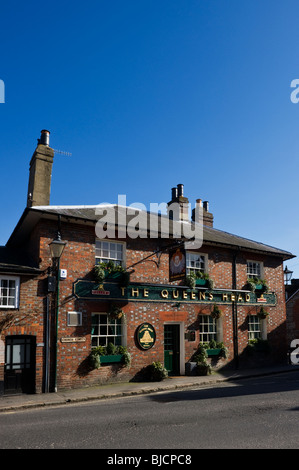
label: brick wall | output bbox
[0,217,289,392]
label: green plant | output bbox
[246,277,269,293]
[94,261,127,284]
[108,304,125,320]
[106,342,117,355]
[185,273,196,289]
[211,304,222,319]
[257,307,269,319]
[247,338,271,354]
[94,265,106,284]
[147,361,168,381]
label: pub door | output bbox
[4,335,36,394]
[164,324,180,375]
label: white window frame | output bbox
[248,315,261,340]
[186,252,207,275]
[95,239,126,267]
[67,311,82,327]
[91,312,125,348]
[199,315,218,343]
[247,260,263,279]
[0,275,20,309]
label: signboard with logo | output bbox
[136,323,156,350]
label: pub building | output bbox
[0,130,295,394]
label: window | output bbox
[248,315,261,340]
[67,311,82,327]
[247,261,262,279]
[199,315,217,343]
[0,276,20,308]
[91,313,123,347]
[186,252,206,275]
[95,240,124,266]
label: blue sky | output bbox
[1,0,299,277]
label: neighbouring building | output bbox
[0,131,295,395]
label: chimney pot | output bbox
[177,184,184,197]
[171,187,178,201]
[203,201,209,211]
[39,129,50,146]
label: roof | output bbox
[6,205,295,261]
[0,246,41,275]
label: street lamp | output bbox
[49,233,67,392]
[284,266,293,285]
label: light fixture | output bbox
[284,266,293,285]
[49,233,67,260]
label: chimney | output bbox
[27,130,54,207]
[192,198,214,227]
[167,184,189,221]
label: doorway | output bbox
[4,335,36,394]
[164,324,180,375]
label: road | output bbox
[1,371,299,449]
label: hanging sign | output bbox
[169,247,186,281]
[136,323,156,350]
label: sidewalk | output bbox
[0,365,297,413]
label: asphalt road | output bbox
[1,371,299,450]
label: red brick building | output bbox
[0,131,295,394]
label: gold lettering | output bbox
[209,292,213,301]
[238,294,243,302]
[121,287,126,296]
[191,291,196,300]
[222,293,228,301]
[231,294,236,302]
[199,292,206,300]
[172,290,179,299]
[131,288,139,297]
[183,291,188,299]
[143,289,149,297]
[245,293,251,302]
[161,289,169,298]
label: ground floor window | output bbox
[91,313,122,347]
[248,315,262,340]
[199,315,217,343]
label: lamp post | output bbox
[49,233,67,392]
[284,266,293,285]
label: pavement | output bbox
[1,364,298,413]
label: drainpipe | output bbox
[232,250,239,369]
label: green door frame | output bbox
[164,324,180,375]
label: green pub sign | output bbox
[136,323,156,350]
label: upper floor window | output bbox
[95,240,124,266]
[0,276,20,308]
[247,261,262,279]
[186,252,206,275]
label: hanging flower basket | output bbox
[108,304,125,320]
[211,304,222,319]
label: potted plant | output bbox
[147,361,168,381]
[193,345,211,376]
[89,344,131,367]
[94,261,130,285]
[185,273,196,289]
[245,277,269,293]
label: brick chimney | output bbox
[192,199,214,227]
[167,184,190,221]
[27,130,54,207]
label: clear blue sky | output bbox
[1,0,299,277]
